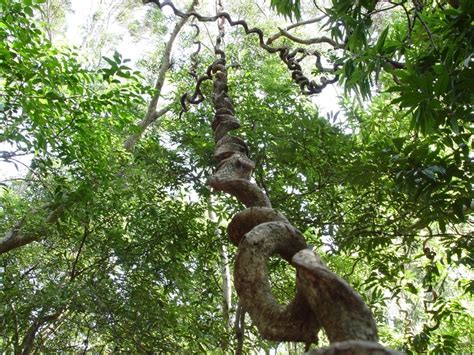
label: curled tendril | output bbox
[145,0,339,106]
[189,23,201,80]
[179,57,225,119]
[179,22,204,118]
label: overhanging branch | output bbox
[144,0,338,95]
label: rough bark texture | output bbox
[293,250,378,342]
[235,222,320,342]
[205,54,395,352]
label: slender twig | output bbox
[343,257,362,279]
[123,104,173,151]
[203,22,216,50]
[4,157,51,193]
[11,304,20,353]
[0,151,32,159]
[366,2,401,16]
[313,1,331,18]
[70,222,90,280]
[266,16,326,44]
[255,1,268,19]
[414,11,437,50]
[0,92,94,100]
[396,1,413,44]
[82,328,91,355]
[273,27,344,48]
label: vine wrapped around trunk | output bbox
[206,54,399,354]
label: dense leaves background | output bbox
[1,0,472,353]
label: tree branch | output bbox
[70,222,90,280]
[0,203,65,255]
[20,312,61,355]
[266,16,326,45]
[273,27,344,48]
[123,104,172,151]
[123,0,198,151]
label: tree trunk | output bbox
[209,203,232,350]
[20,312,60,355]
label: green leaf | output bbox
[24,5,33,16]
[375,27,389,53]
[406,282,418,295]
[103,56,118,68]
[270,0,301,20]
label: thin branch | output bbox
[0,202,67,255]
[386,58,405,69]
[273,27,344,48]
[70,222,90,280]
[123,0,199,151]
[81,328,91,355]
[396,1,413,43]
[343,258,362,279]
[0,151,32,159]
[202,22,217,52]
[11,304,20,353]
[313,1,331,18]
[123,104,172,151]
[266,16,326,44]
[414,11,437,50]
[366,3,401,16]
[2,157,49,192]
[255,2,268,19]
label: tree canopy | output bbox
[0,0,472,353]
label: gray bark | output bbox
[123,0,198,151]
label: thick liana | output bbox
[205,54,395,353]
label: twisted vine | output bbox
[145,1,400,352]
[144,0,338,103]
[179,23,206,116]
[189,23,201,80]
[204,54,399,353]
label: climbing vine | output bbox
[1,0,472,353]
[146,0,400,352]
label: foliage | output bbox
[0,1,226,352]
[0,0,472,353]
[1,0,148,183]
[270,0,301,21]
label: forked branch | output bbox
[144,0,338,96]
